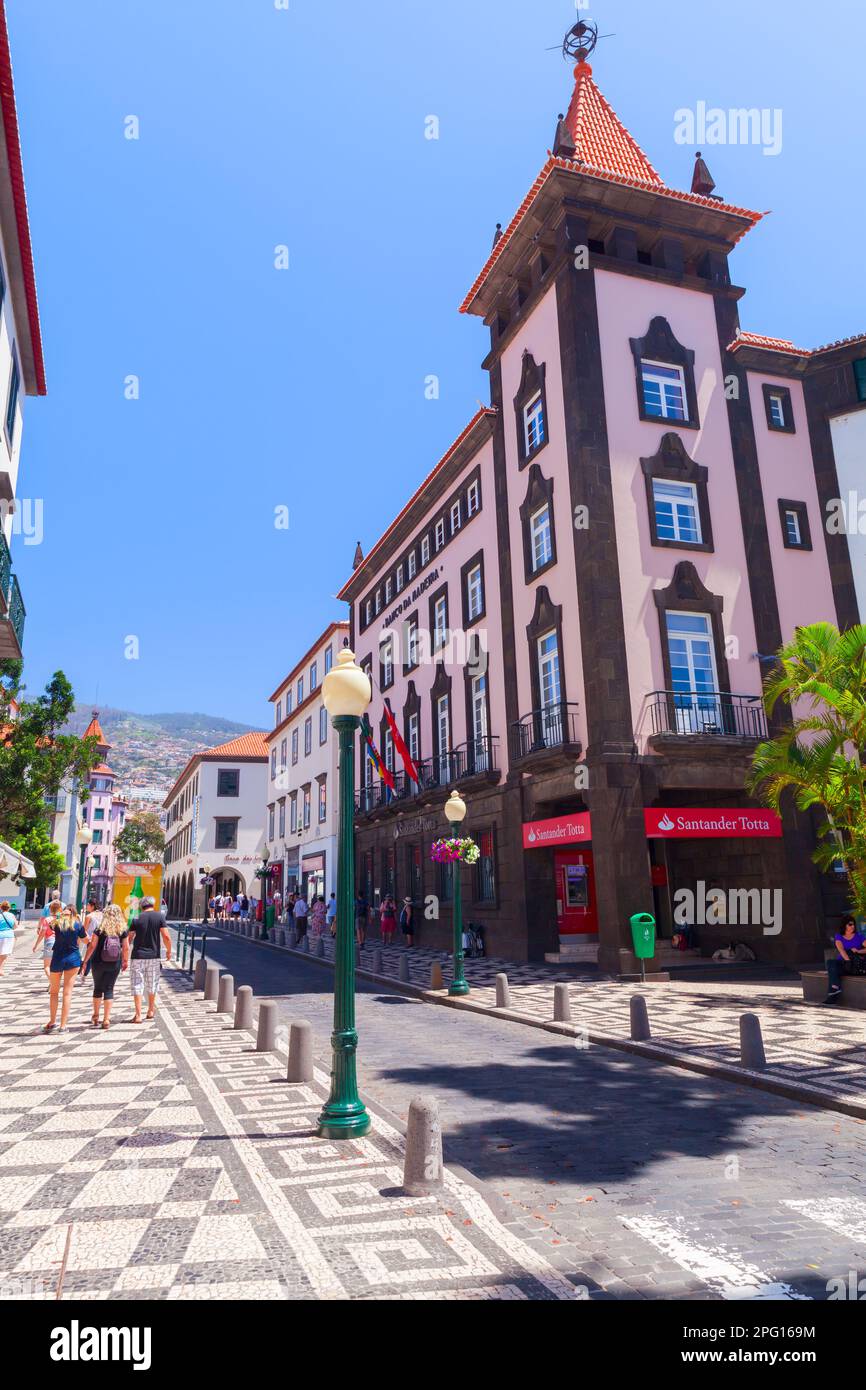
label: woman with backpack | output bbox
[83,903,129,1029]
[0,898,16,976]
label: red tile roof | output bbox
[83,714,109,747]
[727,329,866,359]
[562,59,662,186]
[0,2,45,395]
[91,763,115,777]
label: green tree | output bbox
[747,622,866,915]
[115,810,166,863]
[0,668,101,844]
[12,821,66,892]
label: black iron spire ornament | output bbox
[562,17,599,63]
[691,151,718,199]
[492,222,503,248]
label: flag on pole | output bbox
[360,715,395,792]
[383,701,419,784]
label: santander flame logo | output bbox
[527,829,537,844]
[657,814,675,833]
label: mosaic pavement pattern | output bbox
[213,923,866,1106]
[0,950,582,1301]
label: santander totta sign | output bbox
[523,812,592,849]
[644,808,783,839]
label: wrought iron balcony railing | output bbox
[7,574,25,648]
[648,690,768,741]
[509,702,581,763]
[0,530,10,609]
[355,736,499,814]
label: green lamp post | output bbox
[75,822,93,913]
[444,789,470,997]
[316,646,372,1140]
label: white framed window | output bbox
[383,728,394,773]
[407,711,420,763]
[318,779,327,823]
[310,661,318,691]
[319,705,328,743]
[365,600,372,626]
[286,689,293,716]
[408,550,417,579]
[421,535,431,566]
[434,519,445,552]
[471,673,489,769]
[436,695,450,781]
[396,564,404,591]
[466,563,483,621]
[769,393,786,429]
[304,717,312,756]
[784,509,802,547]
[450,500,462,533]
[524,391,546,455]
[381,637,394,687]
[270,748,277,780]
[530,504,552,572]
[290,794,297,833]
[433,594,447,650]
[405,615,419,668]
[280,738,287,769]
[467,480,480,516]
[653,480,701,545]
[276,700,282,726]
[324,645,333,674]
[375,590,382,614]
[385,577,393,603]
[641,361,687,421]
[666,610,720,734]
[538,630,562,746]
[297,676,304,705]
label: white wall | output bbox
[829,408,866,624]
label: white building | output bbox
[163,733,268,919]
[266,621,347,904]
[829,404,866,620]
[0,5,46,660]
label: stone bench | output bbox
[801,969,866,1008]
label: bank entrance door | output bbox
[554,848,598,935]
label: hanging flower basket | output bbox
[430,836,480,866]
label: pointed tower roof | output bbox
[559,55,662,185]
[83,710,110,751]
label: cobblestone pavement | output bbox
[187,930,866,1301]
[219,924,865,1107]
[0,946,582,1301]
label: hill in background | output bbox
[66,705,263,810]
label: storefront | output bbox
[302,851,326,904]
[523,813,597,940]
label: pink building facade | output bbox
[340,37,856,970]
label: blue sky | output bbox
[9,0,864,727]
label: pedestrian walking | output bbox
[44,905,86,1033]
[380,894,397,948]
[230,894,241,925]
[208,895,216,922]
[80,899,103,978]
[293,892,309,942]
[326,892,337,935]
[0,898,16,976]
[309,895,326,939]
[240,894,249,922]
[354,891,368,947]
[82,903,129,1029]
[399,896,414,948]
[127,896,172,1024]
[33,900,61,983]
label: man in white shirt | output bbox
[293,894,309,941]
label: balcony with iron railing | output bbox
[0,531,24,659]
[355,736,500,815]
[647,690,768,745]
[509,702,582,765]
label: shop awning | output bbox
[0,839,36,880]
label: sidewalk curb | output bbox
[180,925,866,1124]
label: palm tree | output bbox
[747,622,866,916]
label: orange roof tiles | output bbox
[728,329,866,359]
[83,714,108,746]
[163,732,269,809]
[562,59,662,185]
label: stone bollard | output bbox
[740,1013,766,1070]
[553,983,572,1023]
[277,928,286,947]
[269,928,276,945]
[630,995,651,1041]
[398,954,410,983]
[430,961,444,991]
[256,1001,278,1053]
[495,973,510,1009]
[315,935,325,957]
[372,947,383,975]
[217,973,234,1016]
[204,963,221,1004]
[234,985,254,1031]
[301,934,310,954]
[288,928,298,948]
[402,1096,443,1197]
[286,1020,314,1084]
[193,957,207,992]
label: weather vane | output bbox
[562,17,599,62]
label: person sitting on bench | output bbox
[824,916,866,1004]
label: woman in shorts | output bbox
[0,899,16,976]
[44,906,86,1033]
[33,900,62,983]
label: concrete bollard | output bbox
[372,947,383,975]
[217,973,234,1016]
[277,928,286,947]
[740,1013,766,1070]
[301,934,310,954]
[402,1096,443,1197]
[256,1001,278,1053]
[288,928,298,948]
[193,957,207,992]
[398,954,410,983]
[315,935,325,957]
[430,961,444,991]
[286,1020,314,1084]
[630,995,651,1041]
[204,963,221,1003]
[553,983,572,1023]
[234,985,254,1031]
[495,973,510,1009]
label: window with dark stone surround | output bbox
[641,432,713,552]
[513,351,549,468]
[652,562,731,697]
[519,465,557,582]
[630,316,700,429]
[762,383,796,434]
[778,498,812,551]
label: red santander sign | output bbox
[523,812,592,849]
[644,808,782,840]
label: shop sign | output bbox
[523,812,592,849]
[394,815,440,838]
[644,808,783,839]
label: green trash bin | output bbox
[265,905,276,934]
[630,912,656,976]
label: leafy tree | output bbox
[747,622,866,915]
[0,668,101,844]
[115,810,166,863]
[12,821,67,892]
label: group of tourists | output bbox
[0,890,172,1032]
[207,892,252,923]
[354,893,414,948]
